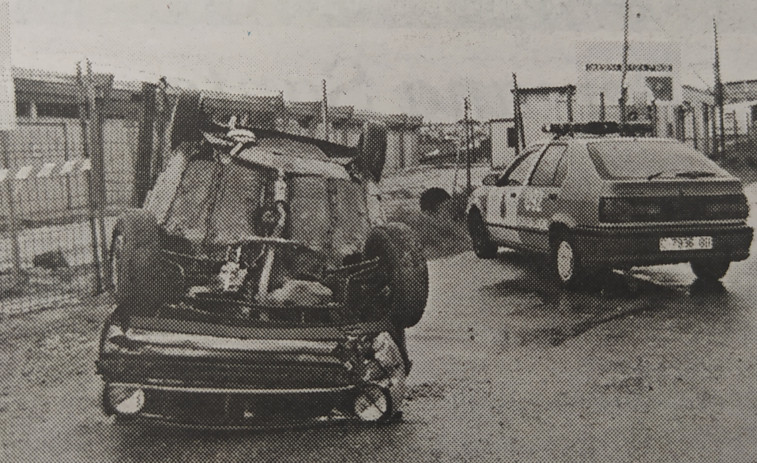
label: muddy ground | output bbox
[2,184,757,462]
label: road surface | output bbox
[3,223,757,462]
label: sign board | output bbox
[576,41,681,108]
[0,1,14,130]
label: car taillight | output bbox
[704,195,749,219]
[600,195,750,223]
[599,197,662,223]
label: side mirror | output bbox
[482,173,498,186]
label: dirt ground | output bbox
[3,178,757,462]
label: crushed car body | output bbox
[95,92,429,428]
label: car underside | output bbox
[96,92,428,427]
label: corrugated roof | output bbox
[285,101,354,123]
[512,85,576,95]
[13,67,140,92]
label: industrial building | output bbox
[488,41,755,169]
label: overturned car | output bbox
[95,96,428,427]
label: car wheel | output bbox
[467,209,497,259]
[552,234,585,288]
[690,259,730,281]
[364,223,429,328]
[110,209,163,317]
[419,187,451,213]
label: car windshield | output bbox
[587,140,727,180]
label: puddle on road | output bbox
[487,263,720,350]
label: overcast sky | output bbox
[8,0,757,122]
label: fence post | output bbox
[1,131,22,286]
[133,82,157,207]
[702,103,710,156]
[733,110,739,137]
[82,63,114,290]
[710,106,718,158]
[76,64,101,292]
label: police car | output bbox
[466,122,753,287]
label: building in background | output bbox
[284,101,423,172]
[575,41,681,122]
[499,41,757,162]
[512,85,575,147]
[722,80,757,137]
[489,118,516,169]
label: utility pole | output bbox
[511,75,521,157]
[619,0,630,128]
[713,18,726,160]
[321,79,329,142]
[464,96,472,194]
[512,73,526,150]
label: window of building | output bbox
[36,102,80,119]
[507,127,517,148]
[15,101,31,118]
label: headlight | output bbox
[105,384,145,415]
[353,385,391,422]
[372,332,404,375]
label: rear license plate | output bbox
[659,236,713,251]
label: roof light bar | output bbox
[543,121,654,136]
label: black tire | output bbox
[364,223,429,328]
[110,209,166,317]
[467,209,497,259]
[356,121,388,182]
[690,260,730,281]
[419,188,451,213]
[551,233,585,289]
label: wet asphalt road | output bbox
[4,209,757,461]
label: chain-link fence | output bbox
[0,120,103,315]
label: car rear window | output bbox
[587,140,727,180]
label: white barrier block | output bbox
[36,162,57,178]
[0,168,7,182]
[59,159,78,174]
[15,165,33,180]
[79,158,91,171]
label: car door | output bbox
[518,143,569,252]
[485,147,541,246]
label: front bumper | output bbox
[102,381,362,428]
[573,224,753,267]
[96,319,407,427]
